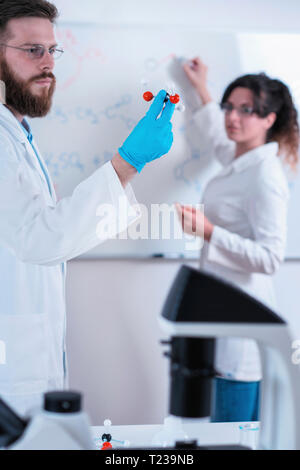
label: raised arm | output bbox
[183,57,235,166]
[183,57,213,106]
[0,136,139,266]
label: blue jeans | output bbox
[211,377,261,422]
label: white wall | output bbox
[58,0,300,425]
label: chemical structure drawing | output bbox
[173,149,207,193]
[55,27,107,91]
[48,95,136,129]
[45,151,85,178]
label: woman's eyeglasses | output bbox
[220,102,255,117]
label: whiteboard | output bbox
[29,25,300,259]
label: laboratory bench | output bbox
[91,421,260,450]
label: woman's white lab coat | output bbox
[0,104,139,415]
[193,102,289,381]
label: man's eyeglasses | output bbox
[0,44,64,60]
[220,102,255,117]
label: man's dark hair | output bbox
[0,0,59,41]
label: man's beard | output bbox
[0,58,56,118]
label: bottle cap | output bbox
[44,391,81,413]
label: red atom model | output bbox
[143,91,180,104]
[101,441,113,450]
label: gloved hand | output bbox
[118,90,175,172]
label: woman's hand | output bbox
[183,57,212,105]
[176,203,214,242]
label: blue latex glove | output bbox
[118,90,175,172]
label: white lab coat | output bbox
[0,104,139,415]
[193,102,289,381]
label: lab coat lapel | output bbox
[232,143,279,173]
[0,106,56,203]
[22,138,57,204]
[215,143,279,179]
[0,104,26,143]
[214,164,233,179]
